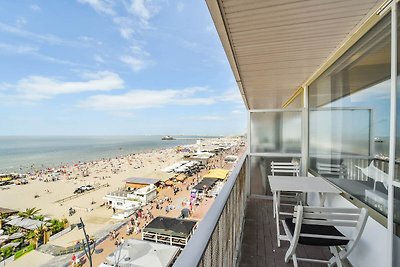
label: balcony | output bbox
[173,156,333,267]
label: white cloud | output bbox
[205,25,215,32]
[0,42,37,54]
[232,110,244,114]
[112,17,135,40]
[195,116,223,121]
[94,55,105,63]
[181,40,201,52]
[80,87,215,112]
[77,0,115,15]
[120,45,152,72]
[31,4,41,11]
[120,55,147,72]
[0,22,79,47]
[220,89,243,103]
[77,0,159,68]
[130,45,150,57]
[79,86,245,115]
[129,0,151,20]
[0,42,83,66]
[2,71,124,101]
[127,0,160,21]
[124,0,161,32]
[79,36,94,42]
[16,17,27,28]
[177,2,184,12]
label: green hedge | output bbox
[14,244,34,260]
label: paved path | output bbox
[79,153,238,267]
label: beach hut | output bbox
[124,177,160,189]
[193,178,219,193]
[202,169,229,180]
[144,171,176,183]
[142,217,197,248]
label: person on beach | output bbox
[72,254,77,266]
[112,230,116,240]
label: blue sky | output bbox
[0,0,246,136]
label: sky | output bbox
[0,0,246,136]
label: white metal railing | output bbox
[173,155,247,267]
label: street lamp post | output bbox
[77,217,95,267]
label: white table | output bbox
[268,175,342,246]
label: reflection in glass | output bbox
[308,13,398,223]
[250,111,302,153]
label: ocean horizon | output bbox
[0,135,217,173]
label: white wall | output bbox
[307,192,399,267]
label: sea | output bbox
[0,135,211,174]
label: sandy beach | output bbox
[1,138,245,267]
[0,148,184,240]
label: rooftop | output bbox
[124,177,160,185]
[144,217,198,238]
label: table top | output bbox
[268,176,342,194]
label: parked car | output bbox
[15,178,28,185]
[74,187,84,194]
[82,185,95,191]
[74,185,95,194]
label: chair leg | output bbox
[328,246,343,267]
[292,253,299,267]
[276,191,281,247]
[273,191,276,218]
[285,251,298,267]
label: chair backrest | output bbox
[292,205,368,259]
[316,161,347,179]
[271,161,300,176]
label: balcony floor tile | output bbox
[239,197,332,267]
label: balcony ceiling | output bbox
[206,0,385,109]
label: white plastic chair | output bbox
[282,205,368,267]
[271,161,302,247]
[317,161,347,179]
[271,162,301,217]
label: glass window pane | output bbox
[250,111,302,153]
[309,108,371,157]
[309,13,392,221]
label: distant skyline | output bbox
[0,1,246,136]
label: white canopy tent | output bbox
[100,239,180,267]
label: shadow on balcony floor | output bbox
[239,197,332,267]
